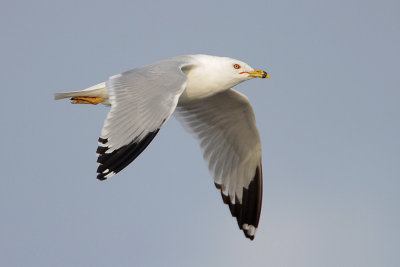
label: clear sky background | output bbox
[1,0,399,266]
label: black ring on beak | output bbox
[262,71,268,79]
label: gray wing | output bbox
[175,89,263,240]
[97,60,192,180]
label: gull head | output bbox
[189,55,270,91]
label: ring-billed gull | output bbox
[54,54,270,240]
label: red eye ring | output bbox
[233,64,241,69]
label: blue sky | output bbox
[1,0,399,266]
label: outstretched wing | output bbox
[97,60,192,180]
[175,89,263,240]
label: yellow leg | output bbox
[71,96,105,105]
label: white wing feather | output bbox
[96,59,193,179]
[175,88,263,239]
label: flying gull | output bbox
[54,54,270,240]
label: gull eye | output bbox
[233,64,241,69]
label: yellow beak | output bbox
[248,69,270,79]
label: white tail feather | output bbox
[54,82,109,104]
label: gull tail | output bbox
[54,82,110,105]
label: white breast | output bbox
[178,67,239,104]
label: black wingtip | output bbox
[97,175,108,181]
[216,164,263,240]
[98,137,108,144]
[96,129,160,180]
[246,234,255,240]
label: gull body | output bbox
[54,54,270,240]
